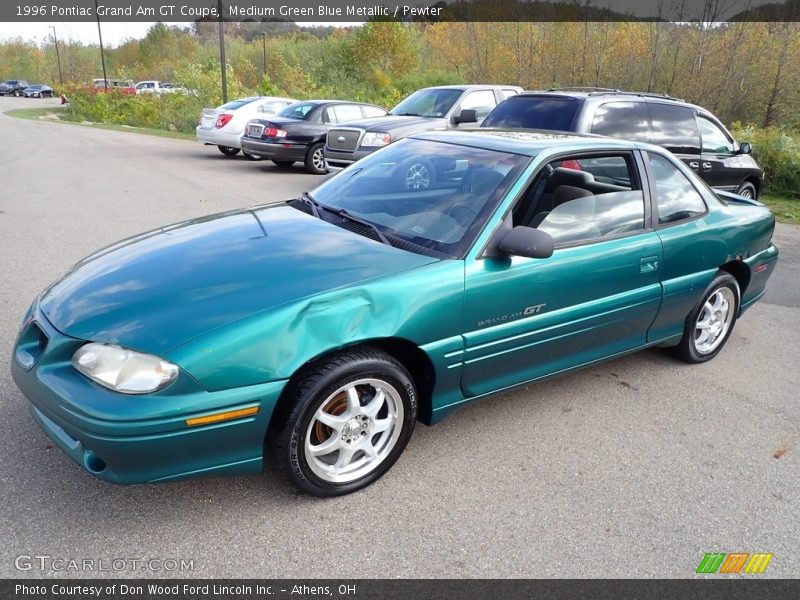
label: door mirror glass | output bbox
[498,226,554,259]
[739,142,752,155]
[454,109,478,124]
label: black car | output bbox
[481,89,763,198]
[324,85,522,172]
[241,100,387,174]
[0,80,30,97]
[22,84,55,98]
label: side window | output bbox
[362,105,386,118]
[501,88,519,99]
[697,116,734,154]
[332,104,364,123]
[258,101,282,114]
[647,103,701,154]
[322,107,337,124]
[515,153,646,245]
[648,153,707,224]
[459,90,498,119]
[591,102,651,142]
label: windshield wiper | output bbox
[391,112,422,117]
[300,192,392,247]
[334,208,392,246]
[300,191,321,218]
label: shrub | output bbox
[730,123,800,198]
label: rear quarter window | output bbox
[648,103,701,154]
[481,96,581,131]
[591,101,651,142]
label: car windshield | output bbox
[219,97,259,111]
[389,89,464,118]
[308,138,530,258]
[482,96,582,131]
[279,102,317,119]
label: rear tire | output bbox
[673,272,740,364]
[304,143,326,175]
[735,181,757,199]
[268,348,417,497]
[217,145,240,157]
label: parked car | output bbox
[196,96,295,158]
[11,130,778,496]
[89,78,136,95]
[0,80,30,96]
[135,80,171,94]
[22,84,55,98]
[241,100,387,174]
[324,85,522,173]
[481,88,763,198]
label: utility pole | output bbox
[94,0,108,91]
[218,0,228,102]
[261,33,267,76]
[49,26,63,87]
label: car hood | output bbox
[338,115,447,134]
[40,205,438,354]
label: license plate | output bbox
[201,116,214,129]
[247,124,264,137]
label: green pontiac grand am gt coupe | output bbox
[12,130,778,496]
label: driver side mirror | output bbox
[453,109,478,125]
[738,142,752,155]
[498,226,554,259]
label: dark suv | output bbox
[0,80,30,97]
[481,89,763,198]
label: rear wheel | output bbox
[304,143,326,175]
[268,348,417,496]
[217,145,240,157]
[673,272,740,363]
[735,181,757,199]
[272,160,295,168]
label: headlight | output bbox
[361,132,391,147]
[72,343,179,394]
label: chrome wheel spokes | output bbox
[305,378,403,483]
[694,287,735,354]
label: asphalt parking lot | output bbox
[0,96,798,578]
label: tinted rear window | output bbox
[648,103,700,154]
[481,96,581,131]
[219,97,259,110]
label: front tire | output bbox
[735,181,757,199]
[673,272,740,363]
[268,348,417,496]
[217,145,240,157]
[304,143,326,175]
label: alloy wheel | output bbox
[693,287,736,354]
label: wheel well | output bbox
[276,338,436,428]
[719,260,751,298]
[742,176,761,196]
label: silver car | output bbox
[196,96,295,159]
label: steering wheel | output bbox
[447,202,480,227]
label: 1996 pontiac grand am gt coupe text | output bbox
[12,131,778,496]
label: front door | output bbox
[460,151,663,397]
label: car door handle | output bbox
[688,161,700,170]
[702,162,712,171]
[640,256,659,274]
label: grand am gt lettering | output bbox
[478,304,546,327]
[11,131,777,496]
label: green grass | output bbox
[761,193,800,225]
[4,107,195,141]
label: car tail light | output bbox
[215,113,233,129]
[265,127,287,139]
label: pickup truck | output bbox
[324,84,522,172]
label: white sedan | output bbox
[196,96,295,158]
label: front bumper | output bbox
[195,127,242,149]
[323,147,376,172]
[11,303,287,484]
[241,138,308,162]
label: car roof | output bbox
[513,89,707,113]
[421,84,524,92]
[287,99,380,107]
[410,128,656,157]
